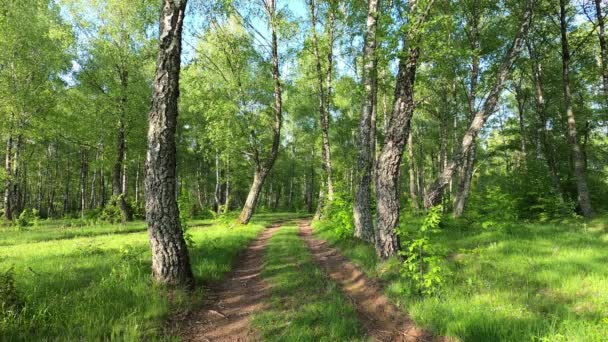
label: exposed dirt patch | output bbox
[177,222,283,342]
[298,222,451,342]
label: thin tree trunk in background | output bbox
[594,0,608,101]
[425,1,533,208]
[528,41,564,202]
[79,147,88,217]
[354,0,380,243]
[238,0,283,224]
[224,156,230,214]
[454,0,480,217]
[89,148,98,209]
[214,151,221,214]
[36,161,43,213]
[407,133,419,212]
[135,158,140,207]
[4,135,13,220]
[514,76,528,166]
[63,153,70,216]
[308,0,335,208]
[559,0,594,217]
[145,0,193,287]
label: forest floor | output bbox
[2,213,607,341]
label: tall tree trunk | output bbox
[559,0,594,217]
[214,151,221,214]
[375,0,435,259]
[594,0,608,101]
[145,0,193,286]
[309,0,335,208]
[354,0,380,242]
[425,1,533,208]
[237,0,283,224]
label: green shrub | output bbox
[0,268,22,317]
[15,210,32,229]
[324,192,354,239]
[399,205,450,296]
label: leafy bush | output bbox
[324,192,354,239]
[0,268,22,317]
[16,212,29,229]
[399,205,450,296]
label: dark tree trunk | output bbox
[559,0,594,217]
[145,0,193,287]
[425,2,533,208]
[237,0,282,224]
[375,0,436,259]
[354,0,380,242]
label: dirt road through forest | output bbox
[179,222,284,342]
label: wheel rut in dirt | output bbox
[179,221,285,342]
[298,221,450,342]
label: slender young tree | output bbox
[559,0,594,217]
[237,0,283,224]
[353,0,380,243]
[145,0,193,286]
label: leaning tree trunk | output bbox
[239,168,268,223]
[559,0,594,217]
[354,0,380,243]
[424,1,533,208]
[375,46,419,259]
[374,0,435,259]
[145,0,193,287]
[237,0,282,224]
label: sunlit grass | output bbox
[0,213,293,341]
[252,225,365,341]
[313,216,608,341]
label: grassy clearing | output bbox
[313,216,608,342]
[252,224,365,341]
[0,213,294,341]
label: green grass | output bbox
[313,216,608,342]
[0,213,295,341]
[252,224,366,341]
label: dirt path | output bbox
[178,222,284,342]
[298,222,449,342]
